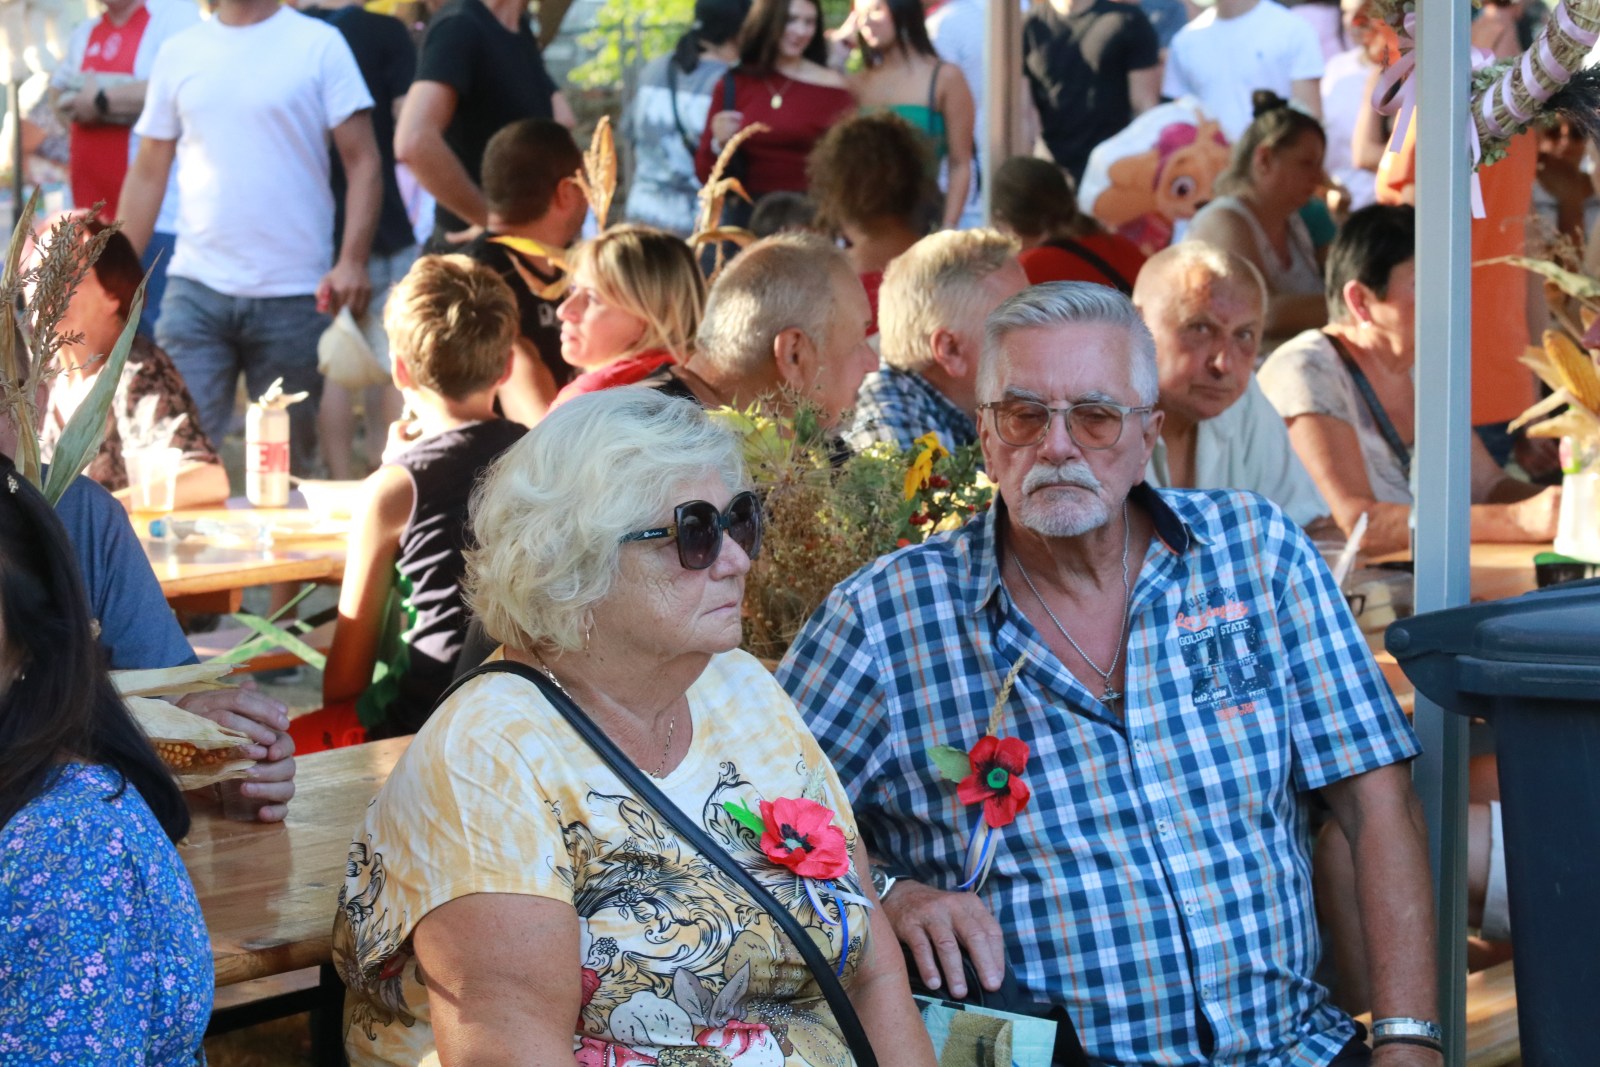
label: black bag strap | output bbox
[723,67,739,112]
[665,59,697,159]
[1324,331,1412,478]
[926,60,942,121]
[1041,237,1133,296]
[440,660,880,1067]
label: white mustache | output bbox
[1022,462,1102,495]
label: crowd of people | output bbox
[0,0,1580,1062]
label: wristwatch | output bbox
[93,88,110,119]
[1371,1017,1444,1053]
[869,863,899,901]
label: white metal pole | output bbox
[1412,3,1473,1063]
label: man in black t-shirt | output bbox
[303,0,419,475]
[459,119,588,425]
[1023,0,1161,184]
[396,0,574,244]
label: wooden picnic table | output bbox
[182,736,407,987]
[142,504,348,613]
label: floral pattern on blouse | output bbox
[336,651,873,1067]
[0,762,213,1065]
[41,334,220,493]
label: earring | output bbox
[582,613,595,652]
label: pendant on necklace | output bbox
[770,93,784,109]
[1100,685,1122,711]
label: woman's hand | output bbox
[709,110,745,154]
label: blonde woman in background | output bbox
[551,225,708,407]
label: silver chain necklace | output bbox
[535,657,678,778]
[1011,502,1132,711]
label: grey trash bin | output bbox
[1386,578,1600,1067]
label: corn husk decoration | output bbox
[112,661,237,699]
[692,122,769,284]
[574,115,618,231]
[127,695,255,790]
[1511,329,1600,442]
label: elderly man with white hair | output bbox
[846,229,1028,453]
[652,232,876,431]
[780,281,1443,1067]
[1132,241,1333,531]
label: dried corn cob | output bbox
[1543,329,1600,414]
[153,741,243,771]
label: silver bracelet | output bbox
[1371,1017,1444,1043]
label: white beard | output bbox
[1016,461,1110,538]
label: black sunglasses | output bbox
[619,490,764,570]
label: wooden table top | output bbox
[141,505,348,600]
[1368,542,1549,604]
[182,736,408,987]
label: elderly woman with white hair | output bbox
[334,388,936,1067]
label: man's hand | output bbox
[442,223,484,246]
[70,73,102,124]
[176,687,297,822]
[882,880,1006,999]
[317,258,372,319]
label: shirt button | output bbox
[1133,739,1146,754]
[1157,819,1171,835]
[1184,901,1197,917]
[1201,985,1213,1000]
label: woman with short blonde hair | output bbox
[551,225,707,407]
[337,389,938,1067]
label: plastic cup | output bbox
[218,779,265,822]
[125,446,181,515]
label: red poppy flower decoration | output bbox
[955,735,1032,828]
[756,797,851,880]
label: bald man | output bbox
[1132,241,1332,529]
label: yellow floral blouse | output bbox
[335,649,874,1067]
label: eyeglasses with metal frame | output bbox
[978,398,1154,450]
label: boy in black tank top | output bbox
[323,255,527,737]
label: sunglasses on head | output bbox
[619,490,764,570]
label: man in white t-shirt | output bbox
[50,0,200,330]
[117,0,380,474]
[1133,241,1332,531]
[926,0,985,229]
[1161,0,1324,141]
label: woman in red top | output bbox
[695,0,854,205]
[990,156,1147,295]
[551,227,706,407]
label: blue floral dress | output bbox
[0,762,213,1064]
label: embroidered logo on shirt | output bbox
[1177,586,1272,717]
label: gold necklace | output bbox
[764,74,793,109]
[536,657,678,778]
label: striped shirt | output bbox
[778,485,1419,1065]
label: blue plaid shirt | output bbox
[845,366,977,453]
[778,486,1420,1067]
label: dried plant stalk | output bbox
[574,115,617,231]
[0,195,127,499]
[693,122,769,283]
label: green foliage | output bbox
[569,0,692,90]
[566,0,856,90]
[927,745,973,783]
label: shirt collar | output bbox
[959,482,1196,616]
[896,368,975,438]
